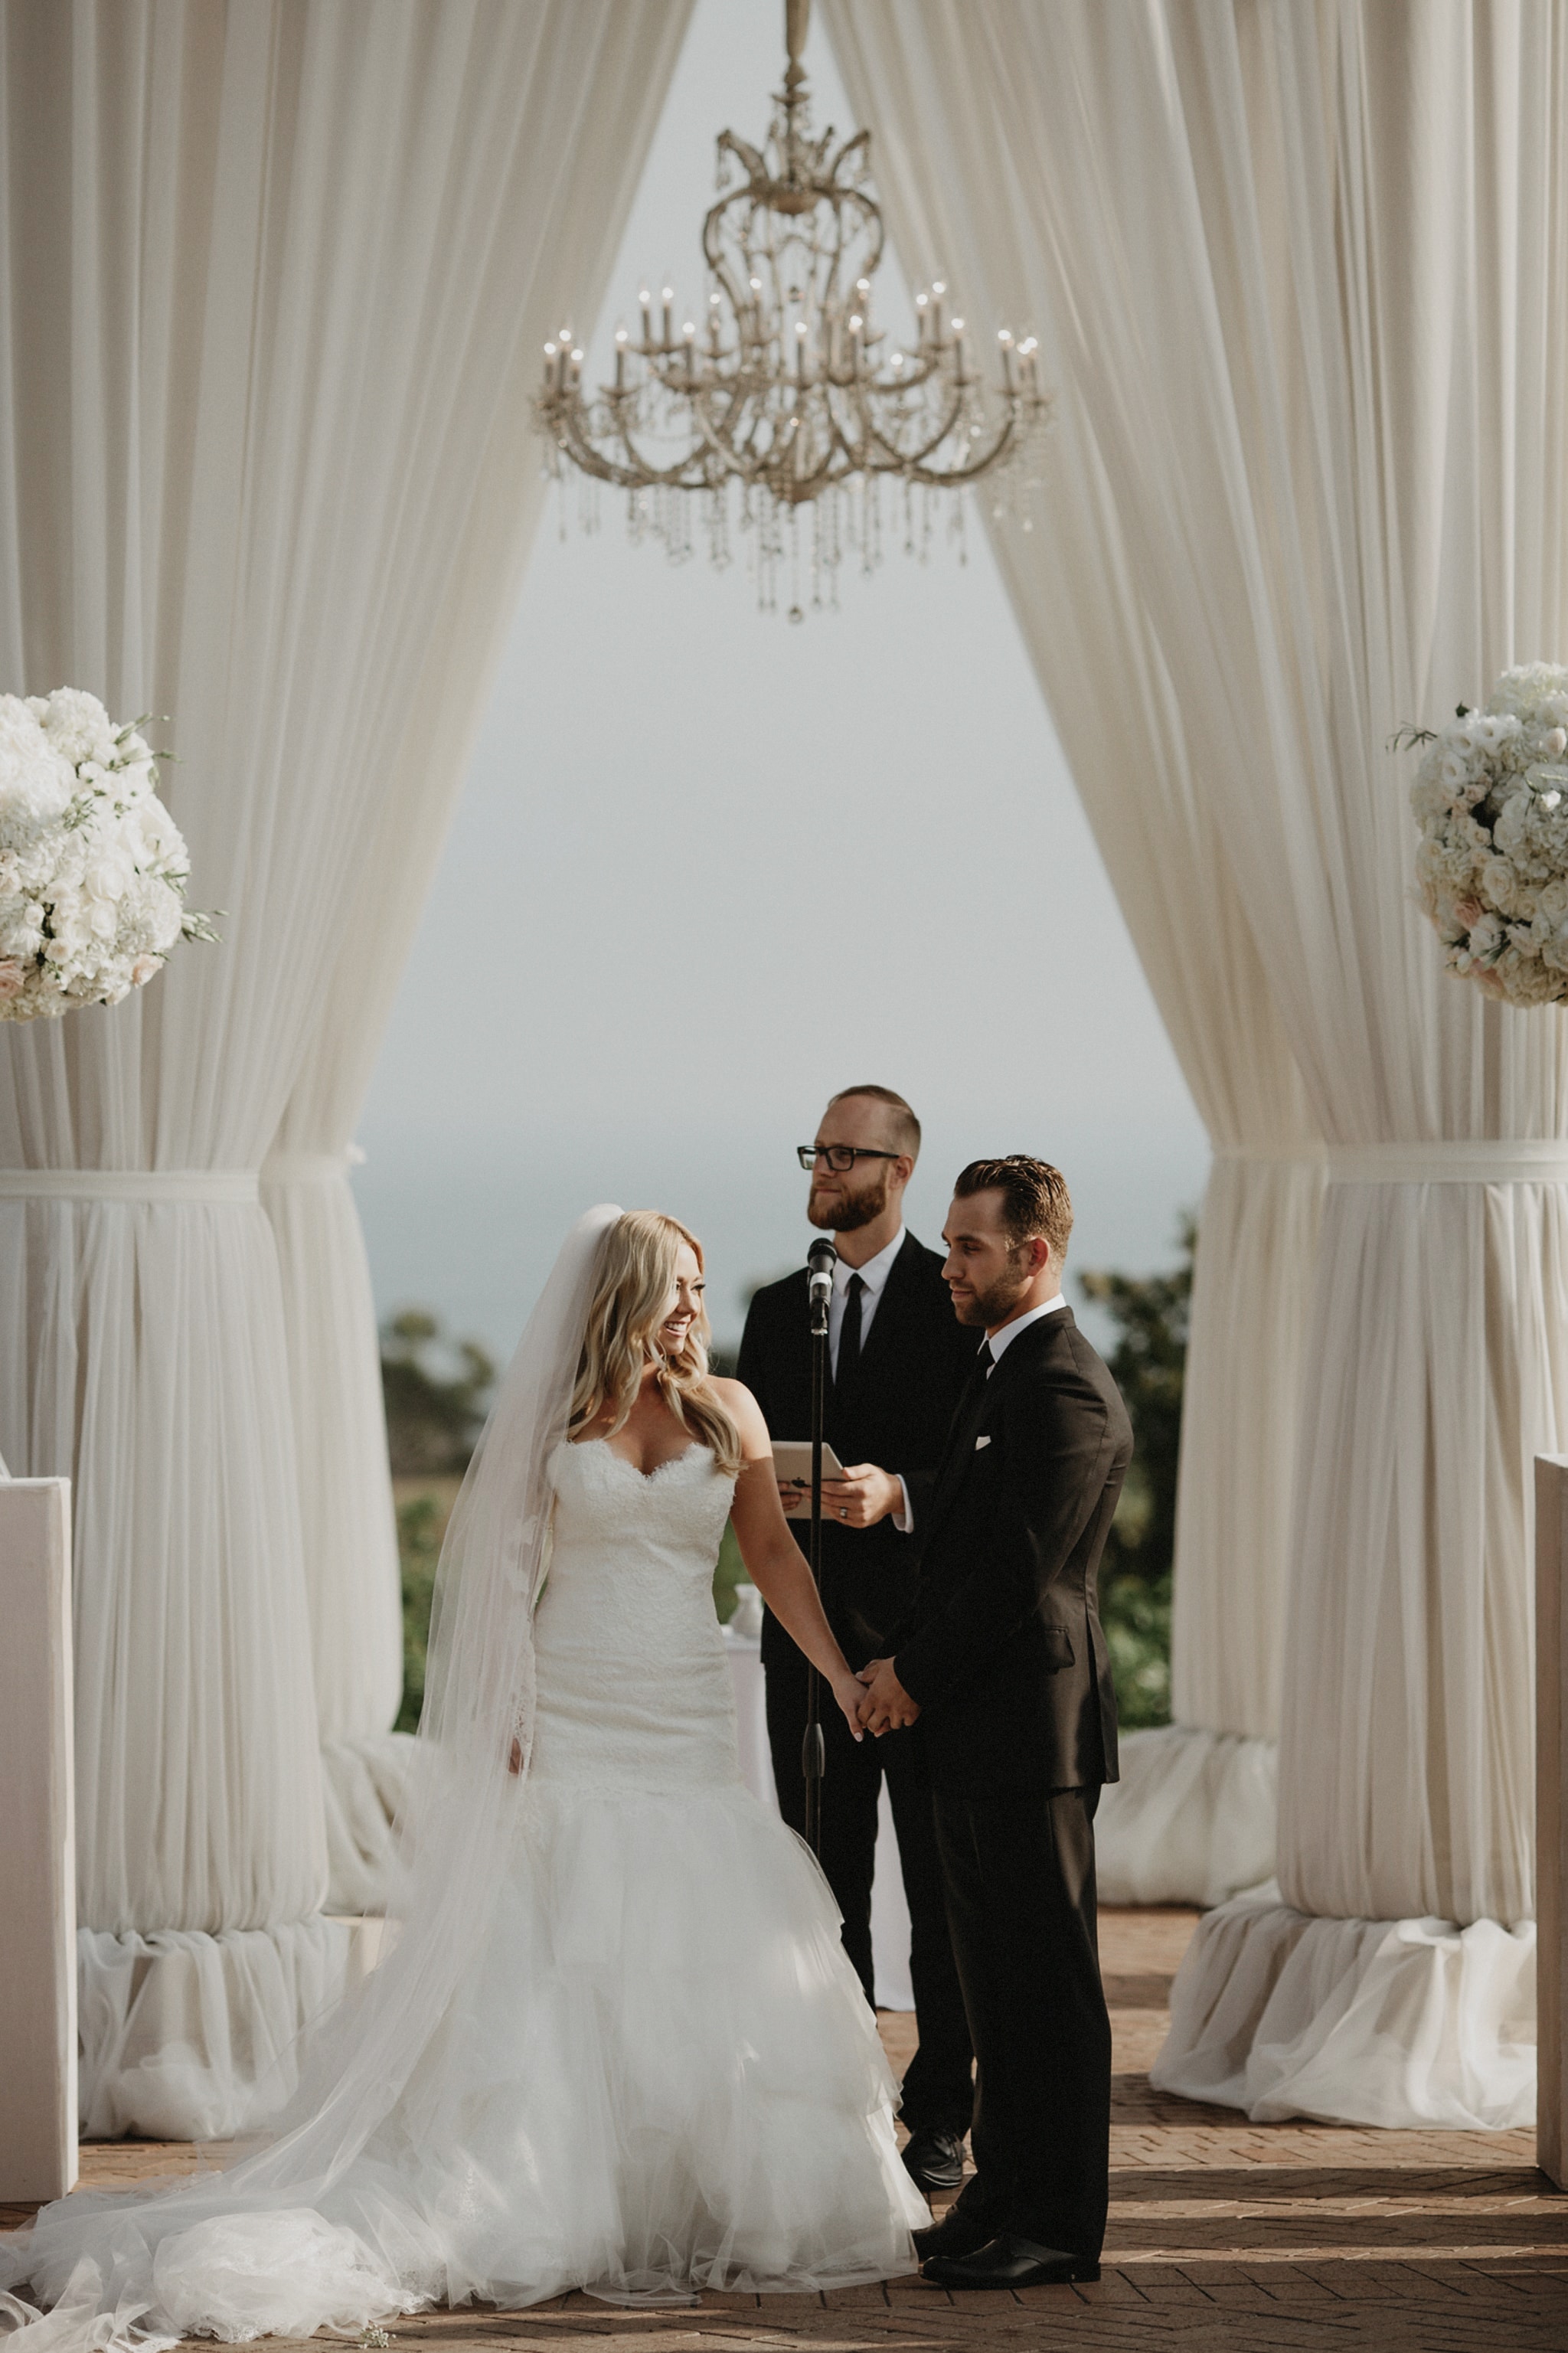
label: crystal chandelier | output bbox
[535,0,1049,619]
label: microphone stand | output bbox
[803,1243,833,1857]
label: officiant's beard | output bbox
[808,1167,893,1235]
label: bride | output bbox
[2,1207,927,2341]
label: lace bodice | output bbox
[547,1438,734,1605]
[524,1439,740,1793]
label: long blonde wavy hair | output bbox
[568,1211,743,1476]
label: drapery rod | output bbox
[0,1150,364,1202]
[1328,1142,1568,1184]
[0,1169,260,1202]
[1209,1146,1328,1165]
[1210,1142,1568,1181]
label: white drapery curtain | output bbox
[0,0,692,2136]
[825,0,1325,1907]
[253,0,707,1909]
[260,1145,410,1917]
[828,0,1568,2125]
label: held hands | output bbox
[855,1657,920,1736]
[831,1672,868,1744]
[778,1465,903,1528]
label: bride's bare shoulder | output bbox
[709,1375,765,1435]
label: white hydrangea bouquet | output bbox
[0,688,214,1021]
[1410,662,1568,1006]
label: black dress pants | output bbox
[935,1784,1109,2261]
[763,1636,973,2136]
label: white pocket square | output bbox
[974,1434,991,1450]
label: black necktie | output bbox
[837,1273,866,1386]
[933,1339,995,1512]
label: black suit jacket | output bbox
[894,1308,1132,1797]
[737,1234,979,1667]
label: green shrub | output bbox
[713,1520,748,1623]
[1099,1569,1173,1730]
[1079,1221,1193,1731]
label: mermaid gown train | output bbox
[6,1439,926,2335]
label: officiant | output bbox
[737,1085,977,2194]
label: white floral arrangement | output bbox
[0,688,214,1021]
[1410,662,1568,1006]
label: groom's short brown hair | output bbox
[954,1155,1073,1260]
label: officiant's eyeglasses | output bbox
[797,1145,900,1172]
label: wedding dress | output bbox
[3,1211,924,2342]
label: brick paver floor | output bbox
[7,1909,1565,2349]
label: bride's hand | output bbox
[832,1672,867,1744]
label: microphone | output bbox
[808,1235,837,1302]
[807,1235,836,1337]
[802,1234,836,1853]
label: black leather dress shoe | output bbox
[900,2126,966,2194]
[921,2233,1101,2289]
[911,2203,995,2263]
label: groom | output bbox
[858,1155,1132,2288]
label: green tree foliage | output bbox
[394,1492,443,1734]
[1079,1216,1192,1590]
[382,1309,495,1729]
[381,1309,495,1477]
[1077,1219,1194,1730]
[710,1520,742,1623]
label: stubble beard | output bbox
[808,1166,893,1236]
[957,1262,1032,1329]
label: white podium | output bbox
[1537,1455,1567,2188]
[0,1477,77,2201]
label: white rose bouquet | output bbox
[0,688,215,1021]
[1410,662,1568,1007]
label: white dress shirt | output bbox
[824,1227,915,1533]
[893,1292,1067,1532]
[828,1224,906,1378]
[982,1293,1067,1369]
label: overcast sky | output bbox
[352,0,1209,1361]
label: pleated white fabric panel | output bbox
[1098,1724,1278,1913]
[256,0,697,1770]
[1151,1884,1537,2130]
[826,0,1568,2124]
[0,0,691,2130]
[259,1154,401,1750]
[259,1153,411,1911]
[823,0,1325,1904]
